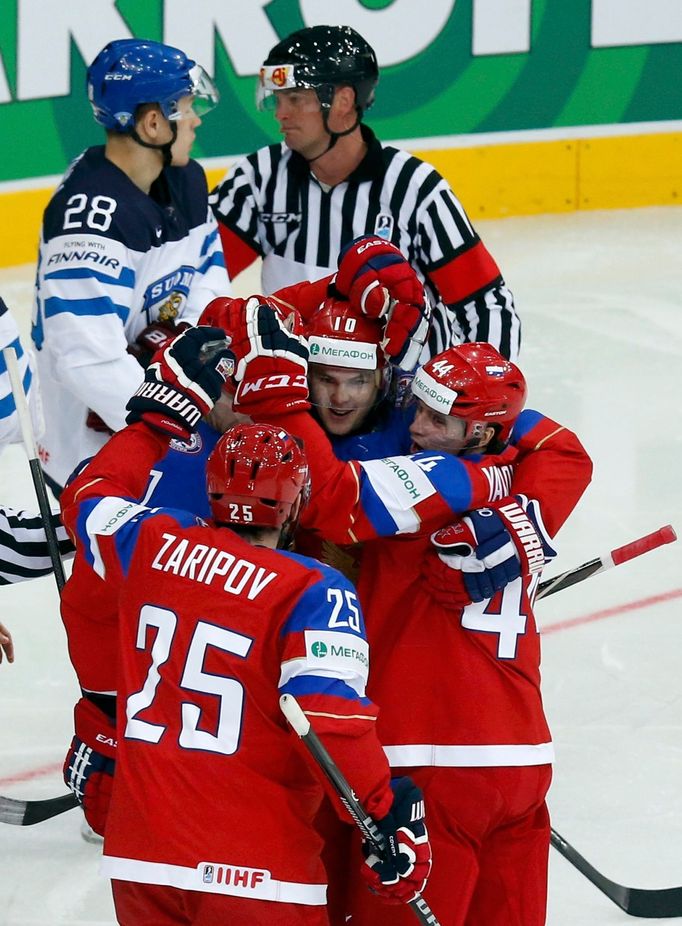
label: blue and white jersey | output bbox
[0,306,42,446]
[32,146,229,486]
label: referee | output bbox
[210,24,521,362]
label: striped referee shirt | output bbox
[210,125,520,361]
[0,507,73,585]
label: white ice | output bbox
[1,206,681,924]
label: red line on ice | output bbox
[543,587,682,635]
[0,761,63,787]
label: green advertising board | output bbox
[0,0,680,185]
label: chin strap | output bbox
[306,110,361,165]
[130,121,177,168]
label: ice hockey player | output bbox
[32,38,227,495]
[59,325,431,924]
[229,304,593,926]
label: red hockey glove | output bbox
[200,295,304,356]
[334,236,424,319]
[63,697,117,837]
[233,299,310,418]
[127,320,191,369]
[361,777,432,905]
[125,326,235,440]
[381,295,431,371]
[430,496,557,603]
[334,237,430,370]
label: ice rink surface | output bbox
[1,205,681,924]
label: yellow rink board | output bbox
[0,131,679,269]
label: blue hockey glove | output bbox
[430,496,557,602]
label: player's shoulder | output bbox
[42,146,161,251]
[279,549,353,592]
[163,159,212,227]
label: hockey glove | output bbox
[125,325,235,440]
[334,236,430,370]
[233,299,310,418]
[430,496,557,603]
[127,320,190,369]
[335,236,424,319]
[361,777,432,905]
[63,697,117,837]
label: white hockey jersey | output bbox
[0,306,42,445]
[32,146,230,486]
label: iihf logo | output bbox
[374,214,394,240]
[203,865,214,883]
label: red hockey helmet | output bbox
[411,343,527,444]
[307,296,386,370]
[206,423,310,530]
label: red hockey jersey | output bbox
[252,407,592,768]
[60,423,392,904]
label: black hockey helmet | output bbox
[257,24,378,116]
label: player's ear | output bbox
[135,104,163,142]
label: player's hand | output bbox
[0,621,14,664]
[127,320,190,369]
[125,326,235,440]
[334,236,430,370]
[63,698,117,837]
[430,496,557,602]
[232,299,310,418]
[382,295,431,370]
[361,777,432,904]
[334,236,423,319]
[200,295,304,354]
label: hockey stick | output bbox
[2,345,66,592]
[550,828,682,918]
[537,524,676,601]
[0,792,78,826]
[280,694,441,926]
[3,528,678,837]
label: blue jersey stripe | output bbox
[197,251,226,275]
[510,408,544,443]
[357,477,401,535]
[411,454,475,512]
[44,266,136,288]
[200,227,219,256]
[44,296,129,324]
[280,674,372,706]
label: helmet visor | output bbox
[168,65,219,120]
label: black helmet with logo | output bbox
[257,24,378,116]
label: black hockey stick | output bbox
[280,694,441,926]
[0,792,78,825]
[537,524,676,601]
[550,828,682,918]
[2,345,67,592]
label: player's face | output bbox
[170,95,202,166]
[409,400,469,453]
[309,364,379,436]
[272,89,328,159]
[204,388,251,433]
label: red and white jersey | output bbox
[60,424,392,904]
[255,408,593,769]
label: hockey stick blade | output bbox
[551,828,682,918]
[537,525,676,600]
[0,792,79,825]
[280,694,441,926]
